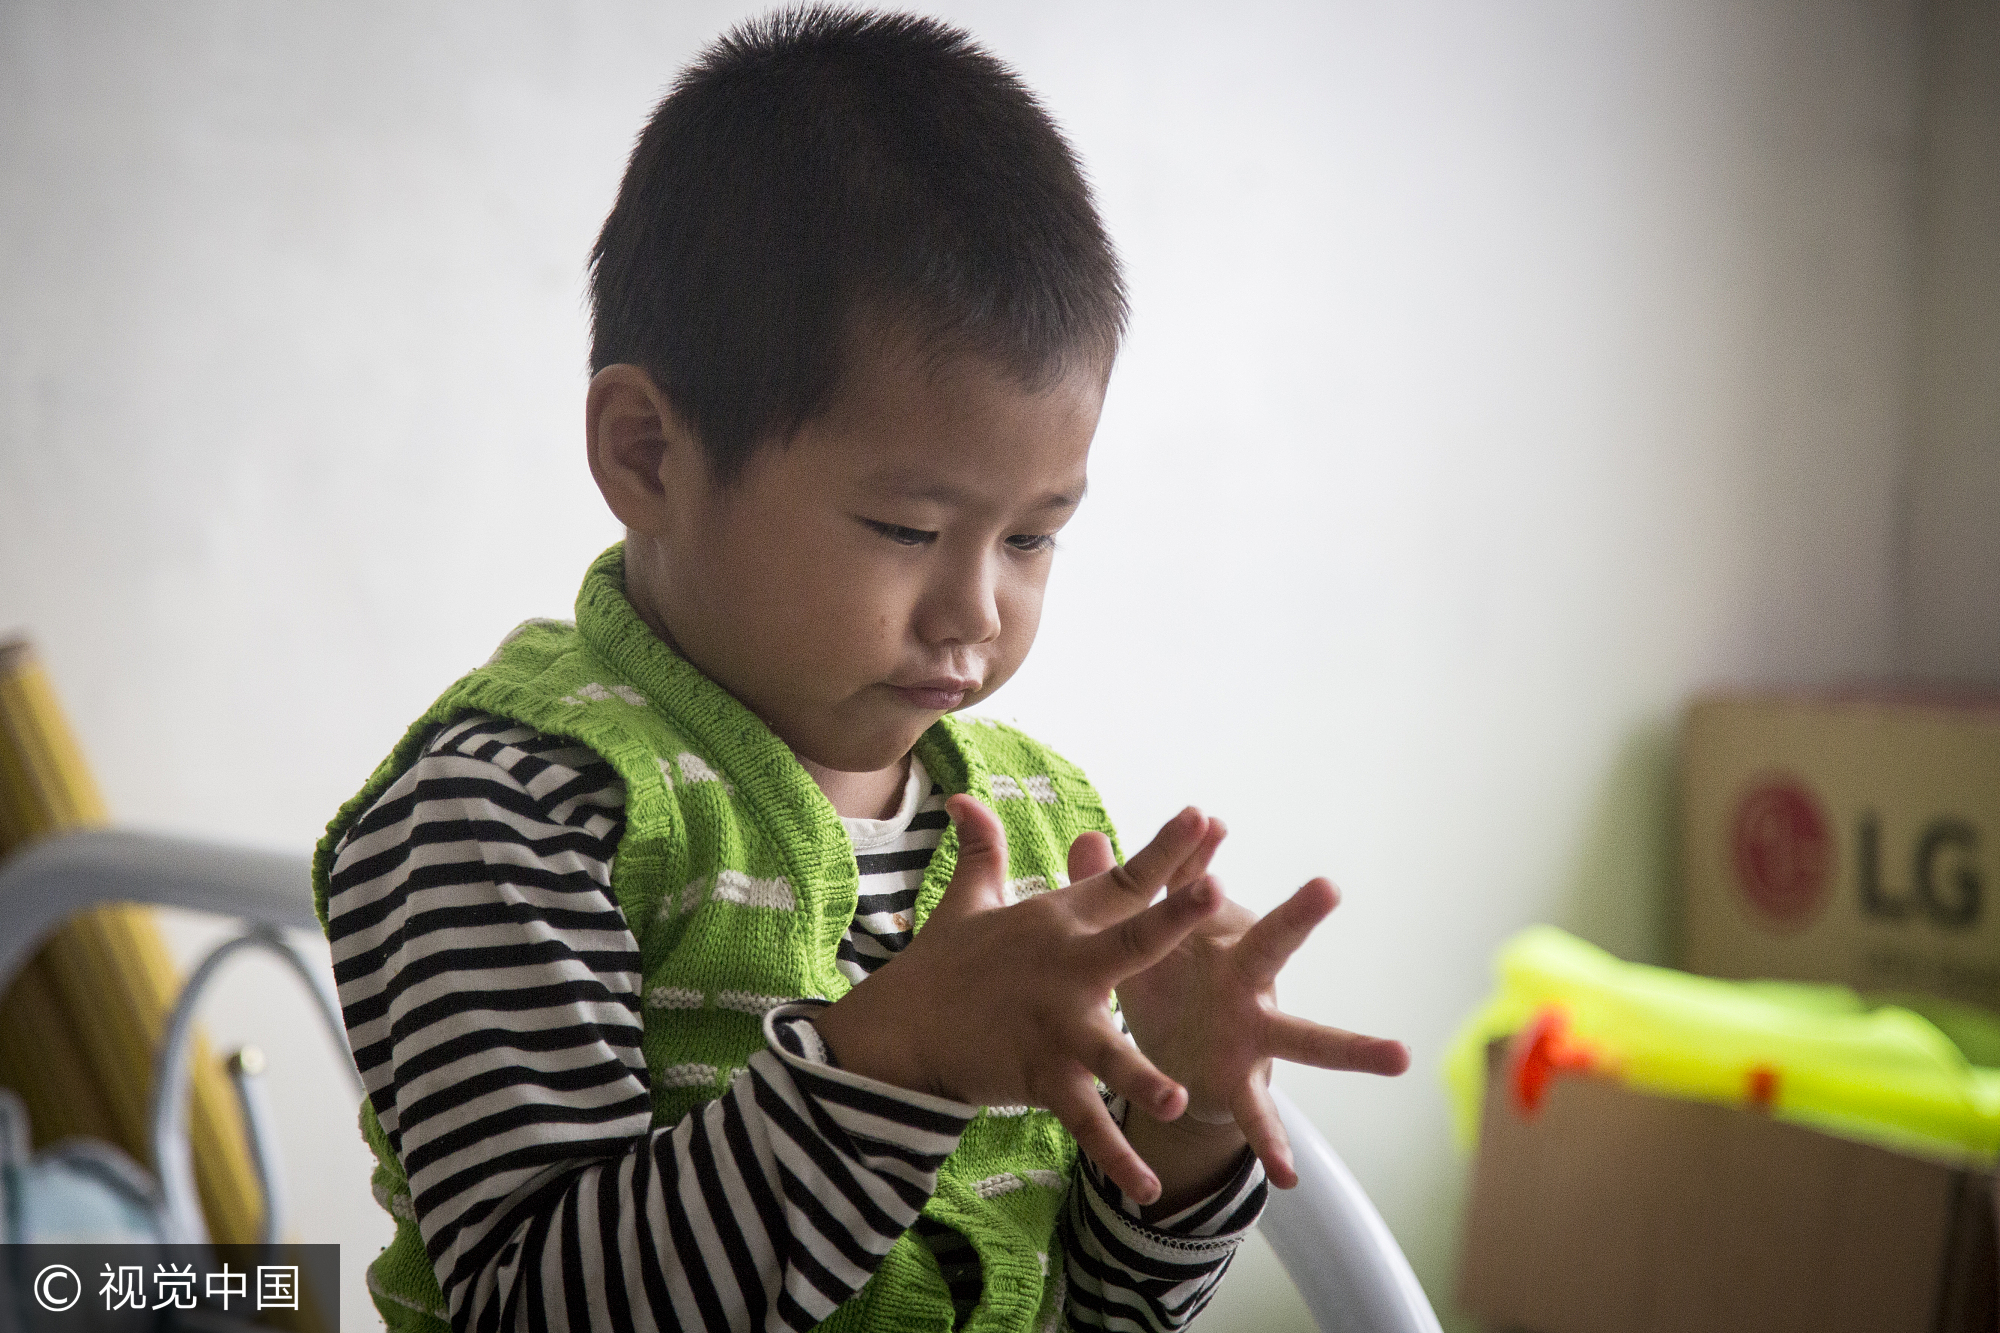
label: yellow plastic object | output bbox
[1445,925,2000,1167]
[0,638,262,1243]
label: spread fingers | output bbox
[1234,878,1340,987]
[1043,1071,1161,1205]
[1076,875,1221,980]
[1233,1077,1297,1190]
[1169,817,1226,892]
[1266,1012,1411,1077]
[1098,807,1211,905]
[1084,1020,1187,1124]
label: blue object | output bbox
[0,1088,162,1244]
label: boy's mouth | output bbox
[889,676,978,711]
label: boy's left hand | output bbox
[1070,822,1410,1192]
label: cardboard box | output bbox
[1457,1052,1996,1333]
[1681,694,2000,1007]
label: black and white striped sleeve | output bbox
[326,715,975,1332]
[1062,1138,1266,1331]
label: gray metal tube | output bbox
[147,925,360,1245]
[1258,1086,1443,1333]
[0,828,320,987]
[227,1045,287,1248]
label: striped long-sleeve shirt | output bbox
[327,714,1263,1332]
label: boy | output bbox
[316,9,1408,1332]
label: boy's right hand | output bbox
[812,796,1221,1205]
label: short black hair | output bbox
[588,6,1126,482]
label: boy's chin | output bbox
[788,717,933,777]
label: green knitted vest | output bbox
[313,545,1122,1333]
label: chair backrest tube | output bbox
[1259,1086,1444,1333]
[148,925,361,1245]
[0,829,320,990]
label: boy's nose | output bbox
[917,553,1003,647]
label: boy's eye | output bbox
[861,518,936,546]
[1006,533,1057,553]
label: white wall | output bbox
[0,3,1932,1329]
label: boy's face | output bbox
[623,346,1104,775]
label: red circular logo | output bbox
[1729,777,1833,927]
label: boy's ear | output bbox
[586,364,705,535]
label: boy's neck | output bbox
[797,750,911,821]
